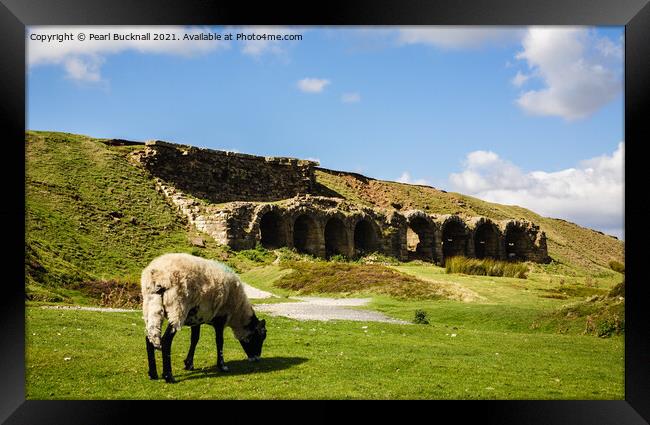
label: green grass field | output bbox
[26,262,624,400]
[25,306,623,400]
[24,131,626,399]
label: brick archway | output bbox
[354,219,379,256]
[293,214,322,256]
[259,210,288,249]
[442,220,468,260]
[474,222,500,259]
[324,217,350,258]
[505,225,533,261]
[407,216,435,261]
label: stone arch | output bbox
[293,214,322,256]
[353,218,380,256]
[505,223,533,261]
[473,220,501,259]
[442,217,469,261]
[406,215,435,261]
[324,217,351,258]
[259,210,288,249]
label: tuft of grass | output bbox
[413,309,430,324]
[445,256,528,279]
[328,254,350,263]
[357,252,401,266]
[608,260,625,274]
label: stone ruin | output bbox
[129,139,550,264]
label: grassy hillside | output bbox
[315,169,624,273]
[25,131,275,302]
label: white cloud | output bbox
[513,27,622,120]
[28,26,229,82]
[341,92,361,103]
[63,55,104,83]
[397,27,524,49]
[449,143,624,238]
[297,78,330,93]
[391,26,621,121]
[596,35,623,59]
[396,172,430,186]
[511,71,531,87]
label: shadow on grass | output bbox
[178,356,308,382]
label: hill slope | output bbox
[315,169,623,272]
[25,130,623,298]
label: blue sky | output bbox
[26,26,624,238]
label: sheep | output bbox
[141,253,267,383]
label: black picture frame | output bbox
[2,0,648,423]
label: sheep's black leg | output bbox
[145,336,158,380]
[161,323,177,383]
[212,315,228,372]
[184,325,201,371]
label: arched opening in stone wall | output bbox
[474,222,500,259]
[407,217,434,261]
[406,227,420,252]
[324,217,349,258]
[293,214,321,256]
[442,220,468,261]
[354,219,379,256]
[259,211,287,249]
[505,225,532,261]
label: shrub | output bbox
[608,280,625,298]
[358,252,400,266]
[73,279,142,308]
[328,254,349,263]
[608,260,625,274]
[413,309,430,324]
[445,256,528,279]
[596,316,624,338]
[237,244,272,263]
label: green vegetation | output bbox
[274,260,475,301]
[531,282,624,337]
[445,256,529,279]
[413,309,429,325]
[26,307,623,399]
[608,260,625,274]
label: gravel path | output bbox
[241,282,276,299]
[254,297,409,324]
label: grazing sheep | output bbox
[141,253,267,383]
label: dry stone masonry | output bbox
[131,140,549,264]
[133,140,317,203]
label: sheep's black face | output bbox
[240,317,267,361]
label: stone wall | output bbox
[133,139,549,264]
[132,140,318,203]
[155,188,549,263]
